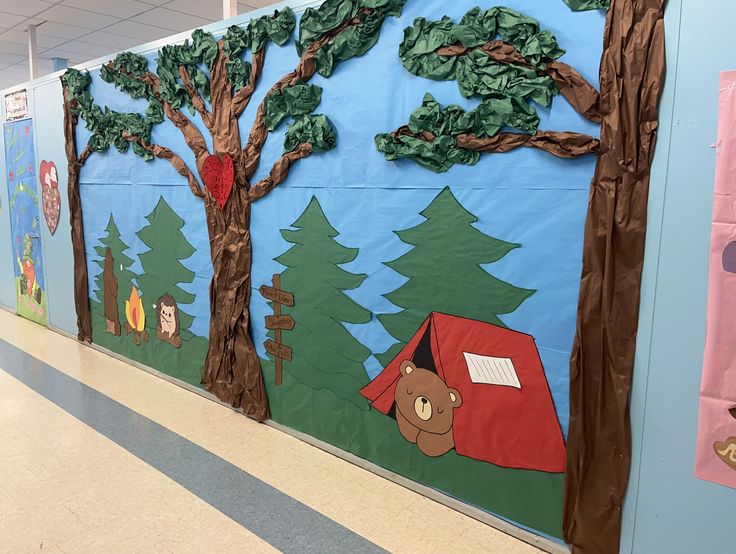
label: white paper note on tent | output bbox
[463,352,522,389]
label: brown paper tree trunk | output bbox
[201,185,268,420]
[563,1,667,552]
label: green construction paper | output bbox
[297,0,407,76]
[284,114,337,153]
[263,362,564,539]
[375,187,535,366]
[87,201,207,387]
[375,94,539,173]
[562,0,610,11]
[134,197,197,334]
[264,82,323,131]
[90,298,208,387]
[399,7,563,99]
[93,214,137,326]
[269,197,372,409]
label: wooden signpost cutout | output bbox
[260,274,295,386]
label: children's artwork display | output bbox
[59,0,666,550]
[4,120,48,326]
[695,71,736,489]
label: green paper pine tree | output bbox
[376,187,535,366]
[275,197,372,409]
[135,197,197,335]
[93,214,137,322]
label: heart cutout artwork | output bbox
[39,160,61,235]
[202,154,235,210]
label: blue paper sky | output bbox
[79,0,606,436]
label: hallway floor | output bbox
[0,309,544,553]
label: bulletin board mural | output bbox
[60,0,666,549]
[3,120,48,326]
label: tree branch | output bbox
[457,131,600,157]
[77,145,93,166]
[122,132,204,198]
[232,48,266,119]
[248,143,313,202]
[436,40,602,123]
[103,63,211,173]
[179,65,214,131]
[392,126,600,159]
[243,9,372,181]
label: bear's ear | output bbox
[400,360,416,376]
[448,388,462,408]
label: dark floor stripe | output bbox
[0,339,385,554]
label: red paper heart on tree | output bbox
[202,154,235,210]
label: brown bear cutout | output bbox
[155,293,181,348]
[394,360,462,457]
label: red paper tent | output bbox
[360,312,566,473]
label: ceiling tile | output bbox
[0,52,23,65]
[0,0,51,18]
[33,21,90,40]
[0,71,30,89]
[105,20,173,43]
[239,0,282,8]
[0,12,28,28]
[0,29,68,49]
[131,7,212,32]
[30,56,53,70]
[0,38,27,55]
[44,39,116,58]
[40,5,120,30]
[81,30,139,50]
[165,0,223,21]
[61,0,153,20]
[44,45,116,63]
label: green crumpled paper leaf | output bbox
[222,10,295,90]
[226,58,252,92]
[455,50,556,105]
[265,82,323,130]
[244,8,296,53]
[400,7,564,102]
[562,0,610,11]
[375,93,539,173]
[297,0,407,76]
[375,133,479,173]
[284,114,337,153]
[408,93,538,138]
[100,52,154,101]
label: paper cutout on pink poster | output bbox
[695,70,736,489]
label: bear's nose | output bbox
[420,398,428,405]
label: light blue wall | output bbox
[621,1,736,553]
[33,80,83,335]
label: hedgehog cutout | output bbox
[154,293,181,348]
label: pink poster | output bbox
[695,70,736,488]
